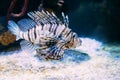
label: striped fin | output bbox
[48,48,64,60]
[37,45,64,60]
[35,39,65,60]
[27,10,68,25]
[46,40,68,60]
[20,40,37,53]
[46,11,61,24]
[17,18,36,31]
[62,12,69,26]
[36,47,51,60]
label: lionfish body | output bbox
[8,10,81,60]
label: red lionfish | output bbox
[7,10,82,60]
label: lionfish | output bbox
[7,10,82,60]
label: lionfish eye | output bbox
[73,34,75,37]
[73,33,77,38]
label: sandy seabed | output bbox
[0,38,120,80]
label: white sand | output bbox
[0,38,120,80]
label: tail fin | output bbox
[7,20,21,40]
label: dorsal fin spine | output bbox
[27,10,69,27]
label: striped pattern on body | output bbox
[26,11,74,46]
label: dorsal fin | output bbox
[17,18,36,31]
[27,10,69,26]
[62,12,69,27]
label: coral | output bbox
[0,30,16,46]
[7,0,29,22]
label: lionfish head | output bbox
[63,33,82,49]
[72,33,82,48]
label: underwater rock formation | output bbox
[0,30,16,46]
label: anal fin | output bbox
[20,40,37,54]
